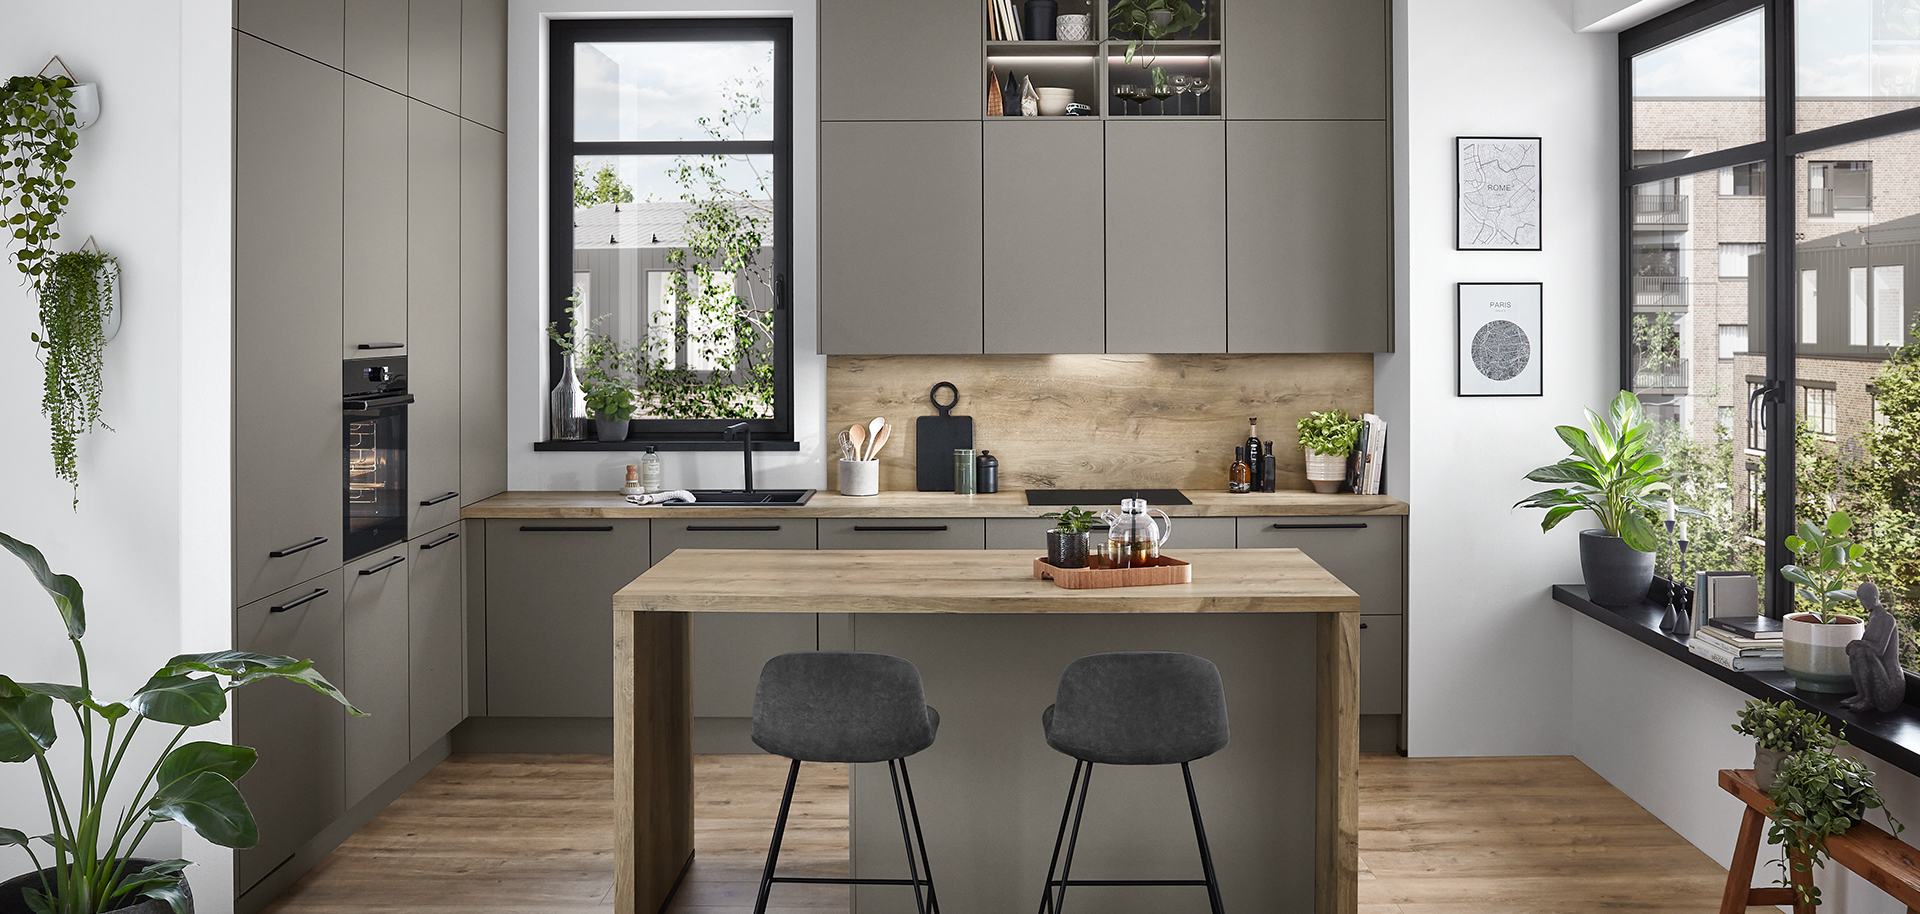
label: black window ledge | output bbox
[535,439,802,452]
[1555,583,1920,781]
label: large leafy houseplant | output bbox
[0,533,362,914]
[1782,511,1867,624]
[1514,390,1693,553]
[1766,748,1902,906]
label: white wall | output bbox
[0,2,233,910]
[505,0,824,493]
[1389,0,1619,757]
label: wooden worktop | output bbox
[464,489,1408,519]
[612,548,1360,614]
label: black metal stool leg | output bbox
[889,759,931,914]
[897,757,941,914]
[1037,760,1086,914]
[1053,761,1094,914]
[753,759,803,914]
[1182,762,1226,914]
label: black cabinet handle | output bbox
[854,525,950,532]
[1269,523,1369,530]
[1360,622,1369,630]
[520,525,614,532]
[358,555,406,576]
[270,588,329,613]
[686,525,781,532]
[269,536,328,558]
[357,342,405,350]
[420,532,461,550]
[420,491,460,506]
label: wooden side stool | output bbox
[1718,768,1920,914]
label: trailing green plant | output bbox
[0,75,80,291]
[1107,0,1204,71]
[1042,507,1100,535]
[1515,390,1700,552]
[33,250,116,502]
[1296,409,1362,457]
[1782,510,1867,624]
[0,532,363,914]
[1765,749,1902,906]
[1732,699,1838,754]
[548,297,642,421]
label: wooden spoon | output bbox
[867,422,892,461]
[866,417,886,460]
[847,423,867,462]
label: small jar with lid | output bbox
[976,451,999,494]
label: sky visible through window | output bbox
[1631,2,1920,98]
[574,40,774,201]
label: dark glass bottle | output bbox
[1229,446,1251,493]
[1261,441,1277,493]
[1244,419,1264,491]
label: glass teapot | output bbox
[1099,498,1172,566]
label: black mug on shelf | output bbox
[1025,0,1058,40]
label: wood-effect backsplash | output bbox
[827,354,1373,492]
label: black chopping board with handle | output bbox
[916,381,975,491]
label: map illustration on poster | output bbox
[1457,282,1543,397]
[1457,137,1542,251]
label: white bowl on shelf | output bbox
[1036,87,1074,116]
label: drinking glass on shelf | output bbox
[1150,80,1174,116]
[1188,75,1211,115]
[1111,83,1136,116]
[1168,74,1190,116]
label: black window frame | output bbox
[545,17,795,447]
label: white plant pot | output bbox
[1303,449,1346,494]
[1783,612,1865,694]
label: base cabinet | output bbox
[485,520,652,717]
[652,522,819,719]
[343,549,412,807]
[410,523,467,754]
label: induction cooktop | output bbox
[1023,488,1192,506]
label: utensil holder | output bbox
[839,459,879,496]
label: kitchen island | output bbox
[611,547,1361,914]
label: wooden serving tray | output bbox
[1033,556,1192,589]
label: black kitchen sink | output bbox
[661,488,815,506]
[1024,488,1192,506]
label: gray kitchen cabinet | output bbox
[343,77,408,358]
[652,522,818,719]
[819,0,979,121]
[462,0,508,130]
[238,0,344,68]
[234,571,347,893]
[485,520,652,717]
[410,522,467,755]
[460,121,508,505]
[463,520,488,716]
[1227,121,1391,353]
[1358,615,1403,715]
[985,516,1238,551]
[1226,0,1387,120]
[818,518,985,550]
[344,0,408,93]
[409,0,463,113]
[235,35,345,606]
[410,100,464,536]
[821,121,983,354]
[1105,121,1225,353]
[1235,516,1404,616]
[985,120,1106,354]
[343,549,411,807]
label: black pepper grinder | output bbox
[976,450,1000,494]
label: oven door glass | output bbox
[345,403,408,559]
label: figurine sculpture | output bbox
[1842,582,1905,713]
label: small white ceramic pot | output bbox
[1754,745,1792,791]
[839,459,879,496]
[1056,14,1091,40]
[1783,612,1866,694]
[1303,449,1346,494]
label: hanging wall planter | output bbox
[34,247,118,497]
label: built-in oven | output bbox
[344,356,412,560]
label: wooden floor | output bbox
[263,753,1732,914]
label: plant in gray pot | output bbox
[0,533,363,914]
[1730,698,1836,791]
[585,383,638,444]
[1779,511,1870,694]
[547,297,643,444]
[1041,507,1098,569]
[1515,390,1699,606]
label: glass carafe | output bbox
[1099,498,1172,567]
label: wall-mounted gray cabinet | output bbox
[410,523,468,754]
[238,0,344,69]
[820,0,980,120]
[652,522,819,719]
[1227,120,1391,353]
[460,122,509,504]
[1105,121,1225,353]
[409,0,463,114]
[235,35,345,606]
[343,549,412,807]
[1226,0,1387,120]
[820,121,983,354]
[344,77,408,358]
[485,521,652,717]
[461,0,507,130]
[984,121,1106,354]
[409,100,465,536]
[344,0,408,93]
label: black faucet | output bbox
[725,422,755,493]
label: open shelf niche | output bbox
[983,0,1222,118]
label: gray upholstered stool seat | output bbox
[749,651,942,914]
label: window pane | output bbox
[1798,0,1920,131]
[574,41,775,142]
[1789,128,1920,669]
[570,153,777,419]
[1632,9,1765,158]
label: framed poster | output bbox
[1456,137,1542,251]
[1457,283,1543,397]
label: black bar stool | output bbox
[750,650,941,914]
[1036,651,1230,914]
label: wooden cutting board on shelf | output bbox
[915,381,974,491]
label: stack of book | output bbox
[1689,616,1783,671]
[1344,413,1389,495]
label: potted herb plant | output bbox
[1765,748,1902,907]
[1515,390,1698,606]
[1731,699,1837,790]
[1780,511,1870,694]
[1041,507,1098,569]
[547,302,642,443]
[1296,410,1362,494]
[584,383,637,443]
[0,533,363,914]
